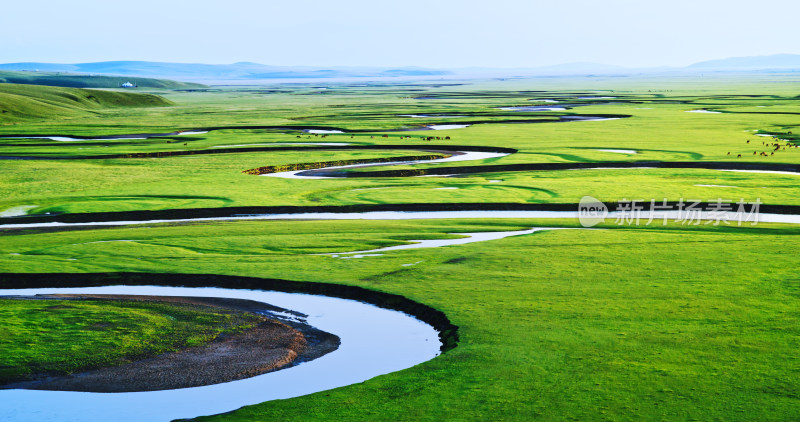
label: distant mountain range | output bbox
[687,54,800,70]
[0,61,451,81]
[462,54,800,76]
[0,54,797,84]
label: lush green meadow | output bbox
[2,219,800,420]
[0,73,799,420]
[1,75,798,215]
[0,298,263,384]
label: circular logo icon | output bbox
[578,196,607,227]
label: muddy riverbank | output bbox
[1,294,340,392]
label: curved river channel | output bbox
[0,285,441,422]
[2,123,798,421]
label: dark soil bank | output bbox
[0,273,459,353]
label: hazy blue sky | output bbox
[2,0,797,67]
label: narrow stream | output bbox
[321,227,578,256]
[264,150,510,179]
[2,210,799,230]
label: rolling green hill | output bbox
[0,83,173,123]
[0,70,206,89]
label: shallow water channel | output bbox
[0,285,441,422]
[264,150,510,179]
[321,227,576,256]
[3,209,800,230]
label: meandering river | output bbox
[0,285,441,422]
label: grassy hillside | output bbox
[0,83,173,123]
[0,70,206,89]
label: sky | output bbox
[2,0,798,68]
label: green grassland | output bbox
[0,298,264,384]
[0,74,798,215]
[0,74,799,420]
[0,70,207,89]
[2,219,799,420]
[0,83,173,123]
